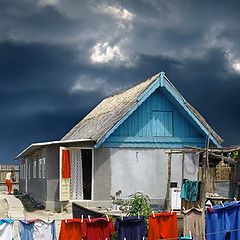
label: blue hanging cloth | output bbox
[180,179,199,201]
[115,216,147,240]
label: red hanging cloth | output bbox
[62,149,71,178]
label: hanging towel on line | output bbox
[183,207,205,240]
[115,216,147,240]
[180,179,199,201]
[85,217,114,240]
[178,237,193,240]
[206,201,240,240]
[0,219,14,240]
[148,212,178,240]
[59,219,87,240]
[19,219,56,240]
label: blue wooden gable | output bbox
[102,88,206,148]
[95,72,221,148]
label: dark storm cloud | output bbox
[0,0,239,163]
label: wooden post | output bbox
[166,152,172,211]
[201,153,207,207]
[201,136,210,207]
[182,153,185,184]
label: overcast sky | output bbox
[0,0,239,163]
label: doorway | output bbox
[70,148,92,200]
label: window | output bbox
[33,160,37,178]
[28,163,31,179]
[152,111,173,136]
[22,164,25,179]
[38,158,42,178]
[42,158,46,179]
[20,165,22,179]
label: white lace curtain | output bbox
[70,149,83,200]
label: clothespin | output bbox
[152,211,155,218]
[106,214,109,222]
[121,214,124,221]
[171,208,173,214]
[220,201,224,207]
[137,211,140,219]
[64,217,67,223]
[189,231,192,237]
[198,205,201,209]
[81,215,84,223]
[234,197,238,202]
[88,215,91,222]
[183,207,185,211]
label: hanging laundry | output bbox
[178,237,193,240]
[0,219,14,240]
[58,219,87,240]
[62,149,71,178]
[183,207,205,240]
[85,217,114,240]
[148,212,178,240]
[115,216,147,240]
[180,179,199,201]
[18,219,56,240]
[206,201,240,240]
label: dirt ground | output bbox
[18,195,72,238]
[0,195,8,218]
[0,192,72,238]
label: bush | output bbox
[125,192,152,219]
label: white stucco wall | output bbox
[109,148,199,200]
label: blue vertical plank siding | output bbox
[104,88,205,148]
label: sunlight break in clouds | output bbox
[105,6,134,21]
[95,4,135,21]
[70,75,111,94]
[90,41,129,65]
[232,62,240,73]
[37,0,59,6]
[226,52,240,74]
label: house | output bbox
[16,72,223,211]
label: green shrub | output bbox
[124,192,152,219]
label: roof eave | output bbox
[15,139,94,159]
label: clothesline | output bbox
[3,218,240,239]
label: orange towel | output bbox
[59,219,87,240]
[148,212,178,240]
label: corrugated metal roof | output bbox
[61,72,223,145]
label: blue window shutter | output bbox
[152,111,173,136]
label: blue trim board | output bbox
[104,136,205,143]
[102,142,206,148]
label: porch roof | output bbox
[15,139,94,159]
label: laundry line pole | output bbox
[165,152,172,211]
[201,136,210,207]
